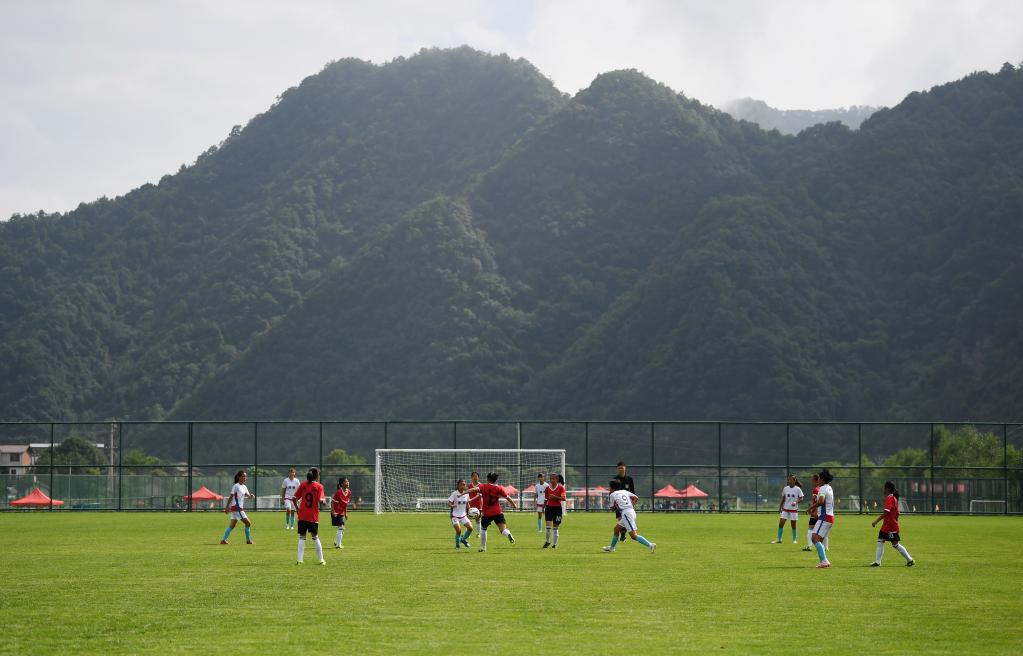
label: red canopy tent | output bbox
[501,484,519,496]
[678,484,709,498]
[572,485,608,496]
[182,486,223,509]
[655,484,684,498]
[10,487,64,507]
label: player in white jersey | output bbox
[601,479,656,553]
[220,470,255,545]
[534,473,550,532]
[280,468,301,530]
[447,479,475,549]
[811,469,836,568]
[773,474,804,544]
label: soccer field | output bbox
[0,512,1020,655]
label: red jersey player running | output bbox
[468,472,517,552]
[468,471,484,533]
[331,477,354,550]
[294,467,326,565]
[871,481,915,567]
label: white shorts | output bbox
[812,518,834,539]
[780,510,798,521]
[284,498,296,511]
[617,509,638,533]
[451,515,472,527]
[536,504,545,512]
[230,510,249,521]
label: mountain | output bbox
[1,50,1021,425]
[721,97,881,134]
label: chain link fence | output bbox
[2,421,1020,514]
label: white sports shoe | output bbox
[602,546,615,552]
[648,542,656,553]
[318,560,326,566]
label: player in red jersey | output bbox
[871,481,915,567]
[331,477,355,550]
[468,471,484,533]
[542,473,566,549]
[468,472,517,552]
[293,467,326,565]
[803,473,821,552]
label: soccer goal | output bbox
[374,449,566,514]
[969,499,1006,514]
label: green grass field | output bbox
[1,511,1020,655]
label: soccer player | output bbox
[534,473,549,532]
[294,467,326,565]
[871,481,915,567]
[612,461,636,544]
[802,473,821,551]
[280,467,301,530]
[447,479,474,549]
[811,469,835,568]
[468,472,517,552]
[468,470,484,533]
[602,479,655,553]
[773,474,804,544]
[221,470,254,545]
[331,477,354,550]
[542,473,566,549]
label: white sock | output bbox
[895,543,912,562]
[545,527,551,542]
[824,536,829,550]
[552,528,559,546]
[480,529,488,549]
[807,529,813,546]
[501,528,511,537]
[335,528,344,546]
[314,536,323,562]
[875,541,885,564]
[297,537,306,562]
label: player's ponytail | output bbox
[307,467,319,483]
[884,480,899,499]
[233,470,245,484]
[556,474,565,485]
[486,472,499,483]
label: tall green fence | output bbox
[1,421,1020,514]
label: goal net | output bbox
[374,449,566,514]
[969,499,1006,515]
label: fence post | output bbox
[117,422,123,511]
[717,423,722,514]
[383,422,388,449]
[318,422,324,474]
[453,422,458,449]
[785,423,790,477]
[857,423,863,514]
[187,422,193,513]
[929,423,935,514]
[584,422,589,512]
[253,422,259,509]
[1004,424,1009,515]
[650,423,655,512]
[49,422,54,512]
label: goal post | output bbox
[969,499,1006,515]
[374,449,567,514]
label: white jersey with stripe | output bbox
[281,477,301,500]
[781,485,803,511]
[609,490,636,513]
[448,490,469,518]
[817,484,835,519]
[230,483,249,511]
[535,482,549,505]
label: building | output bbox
[0,444,32,475]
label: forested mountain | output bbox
[1,49,1020,423]
[721,97,881,134]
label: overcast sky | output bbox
[2,0,1021,220]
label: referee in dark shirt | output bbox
[613,461,635,541]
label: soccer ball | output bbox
[468,507,481,518]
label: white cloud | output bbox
[1,0,1021,219]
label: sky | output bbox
[2,0,1021,220]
